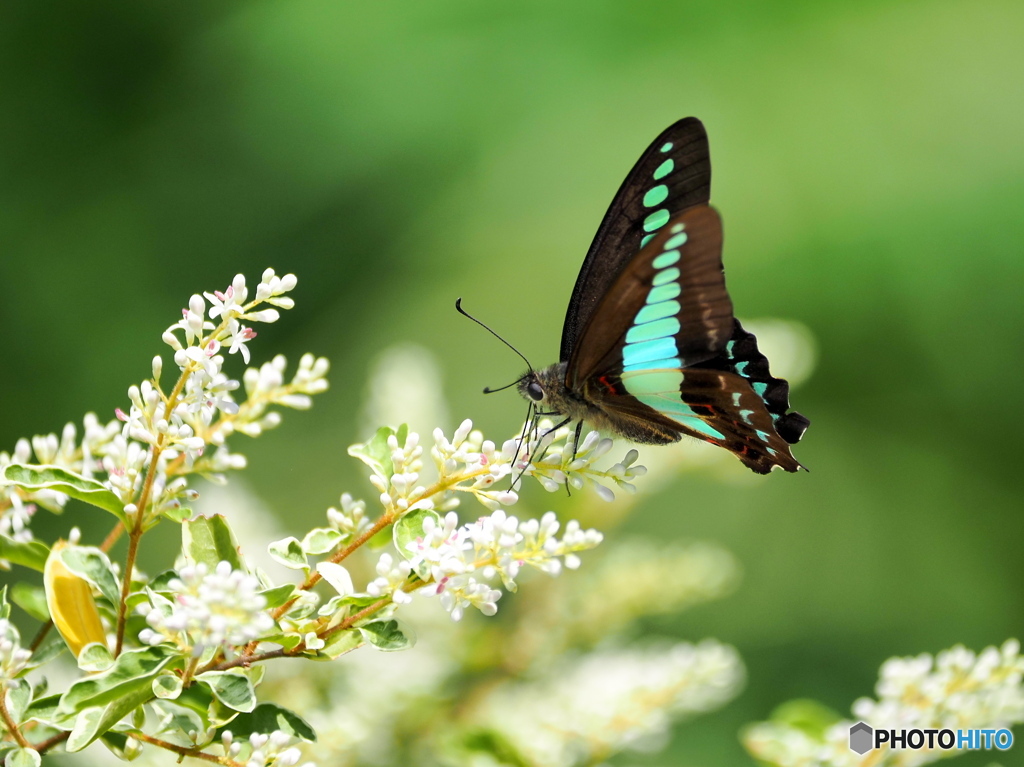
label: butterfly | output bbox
[514,117,810,474]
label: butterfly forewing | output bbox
[567,205,733,387]
[560,118,711,361]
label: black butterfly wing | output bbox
[567,207,810,473]
[560,118,711,362]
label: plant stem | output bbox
[34,729,70,755]
[100,520,125,552]
[28,620,52,654]
[133,732,243,765]
[0,685,32,749]
[114,364,192,656]
[181,656,201,688]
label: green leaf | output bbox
[768,699,842,738]
[0,585,8,619]
[100,730,143,761]
[347,425,404,480]
[317,593,382,618]
[197,671,256,713]
[160,505,192,524]
[0,535,50,572]
[3,464,126,522]
[152,673,183,700]
[458,729,533,767]
[182,515,244,572]
[5,678,32,722]
[259,584,296,609]
[59,646,179,715]
[257,633,303,652]
[24,641,66,673]
[58,546,121,606]
[24,694,64,729]
[268,537,307,570]
[153,690,211,734]
[215,703,317,742]
[6,747,41,767]
[77,643,115,673]
[301,527,343,555]
[358,619,415,652]
[65,681,154,753]
[393,507,440,577]
[10,583,48,621]
[312,628,363,660]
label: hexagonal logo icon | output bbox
[849,721,873,754]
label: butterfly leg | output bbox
[572,421,583,460]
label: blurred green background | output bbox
[2,0,1022,764]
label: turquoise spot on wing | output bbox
[660,142,673,152]
[740,409,754,424]
[643,209,670,232]
[626,316,679,343]
[623,356,681,372]
[726,340,736,355]
[646,283,681,304]
[623,337,678,367]
[753,382,768,397]
[681,417,726,440]
[635,300,680,324]
[640,234,654,248]
[670,223,684,233]
[735,360,749,375]
[755,429,771,442]
[653,267,680,286]
[621,369,683,395]
[637,393,726,439]
[664,232,688,250]
[767,447,779,457]
[653,158,674,180]
[652,250,680,269]
[643,185,669,207]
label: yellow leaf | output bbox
[44,540,107,657]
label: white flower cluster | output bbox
[368,431,437,514]
[0,416,122,566]
[431,419,646,508]
[326,492,372,540]
[744,639,1024,767]
[0,618,32,681]
[367,509,602,621]
[138,561,275,655]
[221,729,314,767]
[481,641,744,767]
[0,270,328,558]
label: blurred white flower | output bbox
[744,639,1024,767]
[0,618,32,681]
[481,641,744,767]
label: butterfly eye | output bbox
[526,381,545,401]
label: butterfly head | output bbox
[515,363,573,413]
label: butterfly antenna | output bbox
[455,298,534,384]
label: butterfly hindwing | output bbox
[694,320,811,446]
[560,118,711,361]
[585,367,805,473]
